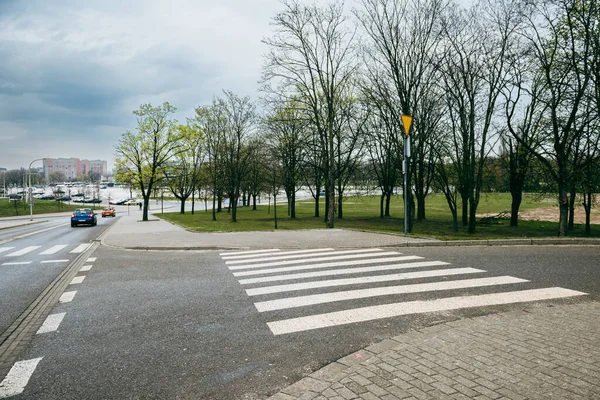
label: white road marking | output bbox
[229,251,398,271]
[2,261,32,266]
[15,223,68,239]
[220,249,280,256]
[59,291,76,303]
[226,248,385,265]
[36,313,66,334]
[70,244,91,254]
[40,260,69,264]
[236,258,436,282]
[267,287,587,335]
[255,276,529,312]
[39,245,68,255]
[70,276,85,284]
[5,246,41,257]
[246,268,483,295]
[0,247,15,254]
[86,257,97,262]
[80,265,92,272]
[0,357,43,398]
[222,248,335,261]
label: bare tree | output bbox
[262,0,357,228]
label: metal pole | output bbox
[404,136,411,234]
[28,158,43,221]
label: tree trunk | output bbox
[416,194,426,221]
[180,199,185,214]
[568,186,576,231]
[558,182,569,236]
[212,194,217,221]
[290,191,296,219]
[274,194,278,229]
[385,192,391,217]
[380,193,385,218]
[583,192,591,235]
[510,191,522,227]
[252,194,257,211]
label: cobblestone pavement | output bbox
[267,302,600,400]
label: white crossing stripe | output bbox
[40,260,69,264]
[0,247,15,254]
[0,357,43,398]
[237,258,438,283]
[86,257,97,262]
[70,244,91,254]
[6,246,41,257]
[226,248,385,265]
[267,287,587,335]
[229,251,398,271]
[80,265,92,272]
[220,249,280,256]
[222,248,335,261]
[231,255,421,274]
[70,276,85,285]
[246,268,484,296]
[39,245,68,255]
[59,291,77,303]
[36,313,66,334]
[255,276,529,312]
[2,262,32,266]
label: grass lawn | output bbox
[0,199,98,217]
[159,193,600,240]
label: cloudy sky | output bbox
[0,0,290,171]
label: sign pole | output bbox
[401,115,413,234]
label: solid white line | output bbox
[14,223,69,239]
[246,267,483,296]
[255,276,529,312]
[229,251,397,270]
[59,291,76,303]
[0,247,15,254]
[222,248,335,260]
[39,245,68,255]
[267,287,587,335]
[80,265,92,272]
[2,261,32,266]
[86,257,97,262]
[235,257,430,280]
[40,259,69,264]
[226,248,385,265]
[70,276,85,284]
[220,249,280,256]
[36,313,66,334]
[0,357,43,398]
[70,244,91,254]
[5,246,41,257]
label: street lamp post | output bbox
[28,158,44,221]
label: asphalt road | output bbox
[8,244,598,399]
[0,214,116,336]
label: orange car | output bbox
[101,207,116,218]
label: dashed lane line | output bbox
[70,244,91,254]
[59,291,77,303]
[86,257,96,262]
[254,276,530,312]
[70,276,85,285]
[245,267,484,296]
[266,287,588,335]
[80,265,92,272]
[0,248,14,255]
[1,262,32,266]
[36,313,66,334]
[40,260,69,264]
[0,358,43,399]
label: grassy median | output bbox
[159,193,600,240]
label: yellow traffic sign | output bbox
[401,115,412,136]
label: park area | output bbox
[159,193,600,240]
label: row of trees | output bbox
[115,0,600,236]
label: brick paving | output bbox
[267,302,600,400]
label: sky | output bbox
[0,0,287,171]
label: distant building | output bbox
[43,158,108,181]
[0,167,6,172]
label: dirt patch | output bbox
[481,206,600,224]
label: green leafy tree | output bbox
[114,102,182,221]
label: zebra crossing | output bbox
[0,243,92,265]
[220,248,587,335]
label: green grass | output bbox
[159,193,600,240]
[0,199,99,217]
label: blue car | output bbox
[71,208,97,227]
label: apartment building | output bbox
[43,158,108,181]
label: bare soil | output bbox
[519,206,600,224]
